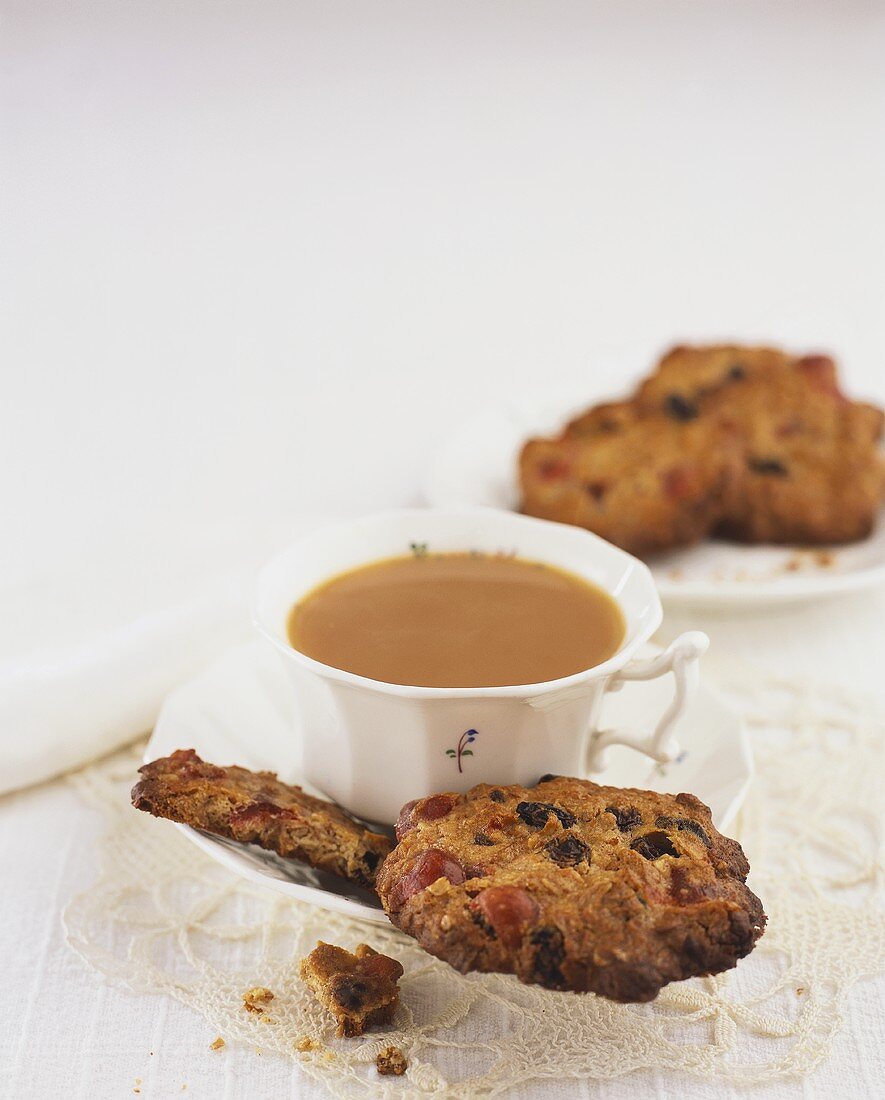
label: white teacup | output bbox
[254,507,708,825]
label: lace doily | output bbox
[64,677,884,1096]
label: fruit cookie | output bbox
[520,415,742,557]
[376,776,766,1002]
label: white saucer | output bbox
[147,640,752,925]
[424,394,885,608]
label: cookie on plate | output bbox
[520,344,885,553]
[636,344,882,440]
[707,358,884,544]
[520,415,742,557]
[300,942,403,1037]
[643,347,885,544]
[376,777,766,1002]
[633,343,799,410]
[132,749,392,886]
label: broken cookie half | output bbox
[131,749,391,886]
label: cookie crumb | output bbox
[209,1037,225,1051]
[814,551,835,568]
[796,987,805,996]
[243,987,275,1014]
[300,941,403,1037]
[376,1046,408,1076]
[295,1036,320,1053]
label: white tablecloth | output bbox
[3,2,885,1096]
[3,608,884,1100]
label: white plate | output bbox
[146,640,752,925]
[424,392,885,608]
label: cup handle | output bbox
[585,631,709,773]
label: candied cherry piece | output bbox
[797,354,841,394]
[418,794,458,821]
[475,885,539,949]
[776,418,804,439]
[662,465,696,501]
[172,749,226,781]
[538,457,571,481]
[394,800,419,841]
[668,864,710,905]
[394,794,457,840]
[357,952,403,984]
[230,800,296,827]
[389,848,465,910]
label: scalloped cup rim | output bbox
[252,505,663,699]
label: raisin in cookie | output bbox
[132,749,391,886]
[300,942,403,1037]
[376,777,765,1002]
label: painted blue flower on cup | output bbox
[445,728,479,773]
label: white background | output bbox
[3,2,885,1097]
